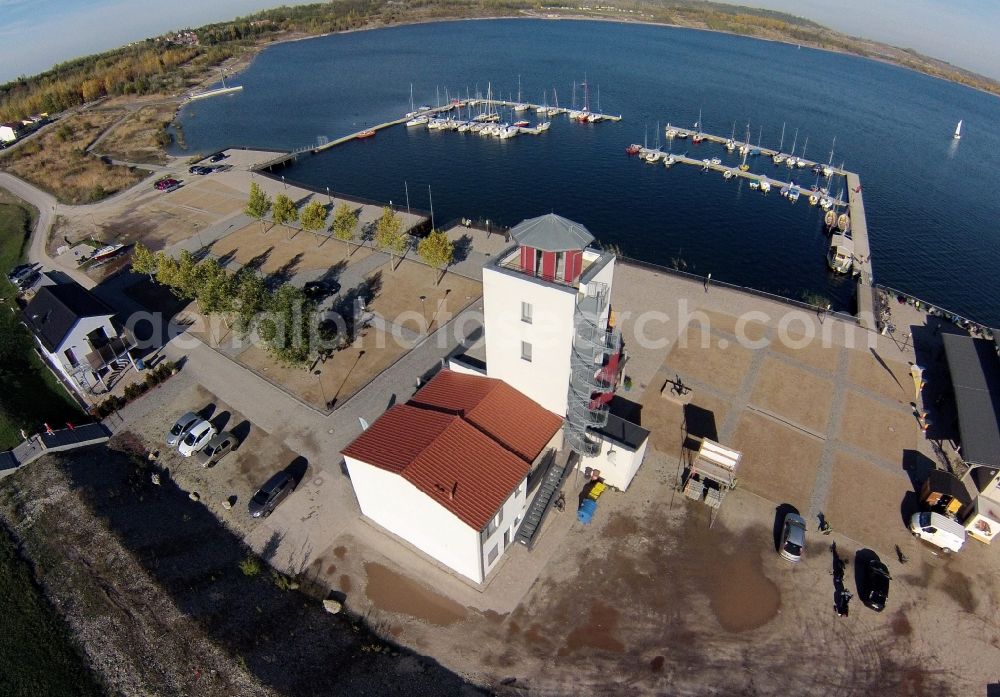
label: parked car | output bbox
[778,512,806,562]
[178,420,217,457]
[7,263,34,281]
[861,558,891,612]
[909,511,966,553]
[166,411,201,447]
[188,165,214,175]
[11,269,39,290]
[248,470,295,518]
[208,152,226,163]
[303,279,341,299]
[154,177,180,192]
[194,431,237,468]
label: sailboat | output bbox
[692,109,705,143]
[547,87,560,117]
[535,91,548,115]
[573,80,592,122]
[796,136,810,168]
[786,128,799,167]
[772,122,787,164]
[954,120,963,140]
[726,121,736,151]
[513,75,529,112]
[738,125,751,171]
[405,84,428,127]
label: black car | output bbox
[248,470,295,518]
[303,279,341,298]
[208,152,226,163]
[861,559,891,612]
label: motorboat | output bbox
[666,126,678,139]
[786,157,797,168]
[92,243,124,263]
[787,185,801,202]
[837,213,851,232]
[536,121,551,132]
[759,180,771,194]
[356,128,376,139]
[824,209,837,228]
[749,179,759,189]
[663,153,676,167]
[701,158,710,171]
[710,157,722,165]
[626,144,642,155]
[773,153,787,164]
[513,120,530,128]
[643,150,661,163]
[406,115,428,127]
[809,194,819,206]
[827,233,855,274]
[820,197,833,210]
[457,122,470,132]
[677,129,689,139]
[723,169,735,180]
[725,139,736,151]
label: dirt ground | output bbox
[97,103,179,165]
[209,221,375,273]
[0,108,149,203]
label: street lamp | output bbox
[419,295,427,320]
[281,175,287,190]
[314,369,329,410]
[326,186,331,205]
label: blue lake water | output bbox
[176,19,1000,324]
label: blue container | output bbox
[577,498,598,525]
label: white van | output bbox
[909,511,966,553]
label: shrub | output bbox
[239,556,262,577]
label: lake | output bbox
[175,19,1000,324]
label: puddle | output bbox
[364,562,467,626]
[333,545,347,559]
[560,603,625,655]
[325,563,336,575]
[339,574,352,594]
[890,610,912,636]
[650,655,665,672]
[940,567,977,613]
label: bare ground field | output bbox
[0,449,484,697]
[96,103,179,165]
[0,108,149,203]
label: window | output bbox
[555,251,566,279]
[521,341,532,362]
[486,508,503,537]
[521,301,532,324]
[487,544,499,564]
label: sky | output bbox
[1,0,998,83]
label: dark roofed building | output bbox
[942,333,1000,468]
[22,281,134,396]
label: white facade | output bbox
[483,264,576,416]
[580,432,649,491]
[0,125,18,143]
[345,454,529,584]
[38,315,118,390]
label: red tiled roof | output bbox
[409,370,563,462]
[342,371,564,530]
[342,404,532,530]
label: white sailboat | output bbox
[953,120,963,140]
[513,75,529,112]
[405,84,428,127]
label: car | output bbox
[166,411,201,447]
[188,165,214,175]
[7,263,34,281]
[154,178,180,192]
[861,558,891,612]
[778,512,806,562]
[194,431,237,468]
[12,270,39,290]
[248,470,295,518]
[303,279,341,298]
[208,152,226,163]
[178,419,217,457]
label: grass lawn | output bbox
[0,523,104,697]
[0,196,82,449]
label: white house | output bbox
[479,213,649,490]
[342,213,650,581]
[0,122,21,143]
[342,370,564,583]
[23,282,135,395]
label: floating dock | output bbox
[187,85,243,101]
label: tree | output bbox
[171,250,200,299]
[154,251,179,289]
[299,200,328,238]
[131,242,157,279]
[417,230,455,285]
[271,193,298,234]
[331,201,358,254]
[194,259,234,315]
[234,271,267,336]
[373,206,406,269]
[259,283,313,365]
[244,181,272,233]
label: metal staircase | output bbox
[515,450,577,548]
[564,282,620,457]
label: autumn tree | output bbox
[130,242,157,279]
[373,206,407,269]
[194,259,234,315]
[244,181,272,233]
[271,193,298,233]
[417,230,455,285]
[299,200,328,239]
[331,201,358,254]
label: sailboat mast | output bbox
[778,122,786,152]
[801,136,809,160]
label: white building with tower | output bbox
[342,213,649,583]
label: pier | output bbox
[187,85,244,101]
[634,123,875,329]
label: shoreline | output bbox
[237,13,999,102]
